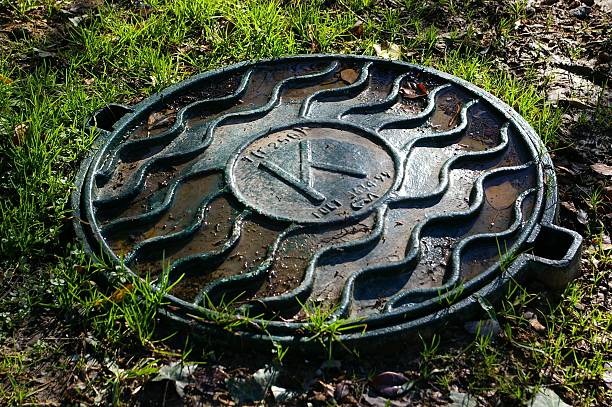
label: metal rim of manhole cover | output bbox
[73,54,582,351]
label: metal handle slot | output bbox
[528,223,583,289]
[86,103,133,133]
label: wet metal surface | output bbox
[74,55,582,349]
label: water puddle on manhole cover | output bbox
[73,55,582,349]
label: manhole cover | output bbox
[73,55,582,349]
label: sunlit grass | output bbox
[0,0,604,405]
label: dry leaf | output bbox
[334,380,351,401]
[371,371,412,397]
[400,82,428,99]
[68,15,87,27]
[313,391,327,402]
[351,20,364,37]
[271,385,299,403]
[13,123,28,145]
[0,74,12,85]
[33,47,56,58]
[595,0,612,13]
[486,181,518,210]
[147,109,176,130]
[400,83,419,99]
[560,201,578,214]
[109,283,134,303]
[318,380,335,397]
[152,362,198,398]
[556,165,577,176]
[373,43,402,60]
[529,318,547,333]
[591,163,612,176]
[340,68,359,84]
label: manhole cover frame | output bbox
[72,54,582,350]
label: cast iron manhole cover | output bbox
[74,55,582,349]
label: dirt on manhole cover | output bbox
[73,55,582,350]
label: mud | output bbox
[104,176,225,258]
[251,215,376,303]
[430,87,471,131]
[459,190,536,282]
[169,215,288,302]
[95,160,194,222]
[125,73,245,142]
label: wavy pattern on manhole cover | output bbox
[73,55,582,349]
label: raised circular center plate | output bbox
[229,123,397,223]
[74,55,581,349]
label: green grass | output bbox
[0,0,564,261]
[299,300,366,359]
[48,247,181,348]
[0,0,609,405]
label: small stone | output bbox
[523,311,535,320]
[569,5,591,19]
[528,388,571,407]
[450,391,478,407]
[529,318,547,333]
[603,362,612,390]
[464,319,501,337]
[577,209,588,225]
[271,386,299,403]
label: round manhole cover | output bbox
[74,55,581,349]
